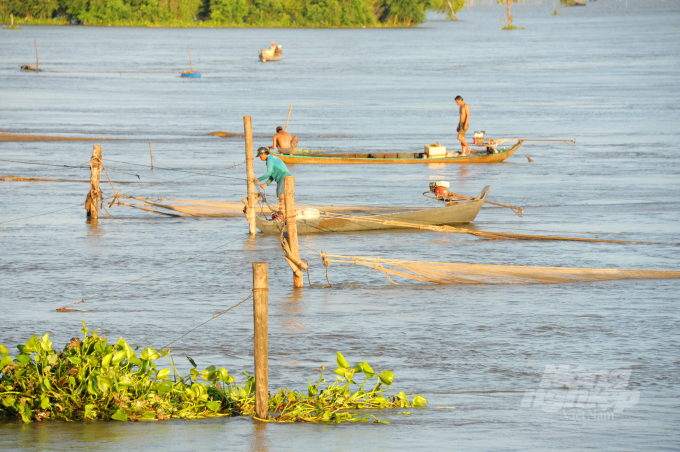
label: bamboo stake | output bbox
[252,262,269,420]
[188,45,193,72]
[35,39,39,69]
[148,140,153,169]
[85,145,102,220]
[285,104,292,132]
[284,175,303,288]
[244,116,257,235]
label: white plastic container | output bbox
[296,208,320,220]
[424,143,447,158]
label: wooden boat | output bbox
[181,46,201,77]
[20,65,41,72]
[255,186,490,235]
[180,70,201,78]
[274,141,523,164]
[260,49,282,62]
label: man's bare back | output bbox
[455,96,471,156]
[274,130,293,149]
[269,126,298,155]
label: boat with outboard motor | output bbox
[255,186,491,235]
[272,141,523,164]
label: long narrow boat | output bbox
[274,141,522,165]
[255,186,490,235]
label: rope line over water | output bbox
[56,236,244,311]
[160,292,253,351]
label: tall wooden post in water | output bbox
[244,116,257,235]
[252,262,269,420]
[284,176,304,288]
[85,145,102,220]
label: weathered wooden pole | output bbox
[85,145,102,220]
[252,262,269,420]
[10,14,13,27]
[34,39,39,69]
[244,116,257,235]
[148,140,153,169]
[188,45,194,72]
[284,176,304,288]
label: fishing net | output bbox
[318,212,657,244]
[321,254,680,285]
[114,196,427,217]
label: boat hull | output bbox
[181,71,201,78]
[275,141,522,164]
[255,186,490,235]
[260,52,282,62]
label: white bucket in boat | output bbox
[296,208,320,220]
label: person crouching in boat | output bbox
[268,126,298,155]
[255,147,292,209]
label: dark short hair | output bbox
[256,147,269,157]
[455,95,463,101]
[276,126,283,132]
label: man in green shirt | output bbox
[255,147,292,208]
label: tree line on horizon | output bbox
[1,0,466,27]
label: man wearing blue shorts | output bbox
[256,147,292,209]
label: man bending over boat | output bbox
[268,126,298,155]
[455,96,471,156]
[256,147,292,209]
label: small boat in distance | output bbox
[180,45,201,78]
[273,141,524,165]
[21,39,42,72]
[260,42,282,62]
[255,186,491,235]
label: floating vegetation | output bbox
[0,323,426,423]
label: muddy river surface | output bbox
[1,1,679,450]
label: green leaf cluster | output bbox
[0,325,427,423]
[0,0,440,27]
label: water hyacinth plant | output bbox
[0,323,427,423]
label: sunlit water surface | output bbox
[1,1,679,450]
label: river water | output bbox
[1,1,679,450]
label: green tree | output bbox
[7,0,59,18]
[379,0,427,26]
[428,0,464,20]
[210,0,249,22]
[497,0,523,29]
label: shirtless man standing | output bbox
[455,96,471,156]
[268,126,298,155]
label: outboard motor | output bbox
[429,181,451,199]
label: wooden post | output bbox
[10,14,13,27]
[85,145,102,220]
[244,116,257,235]
[284,176,304,288]
[34,39,39,69]
[252,262,269,420]
[188,45,193,72]
[148,140,153,169]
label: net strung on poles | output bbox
[320,254,680,285]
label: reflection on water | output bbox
[86,218,104,237]
[249,420,270,452]
[279,287,307,333]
